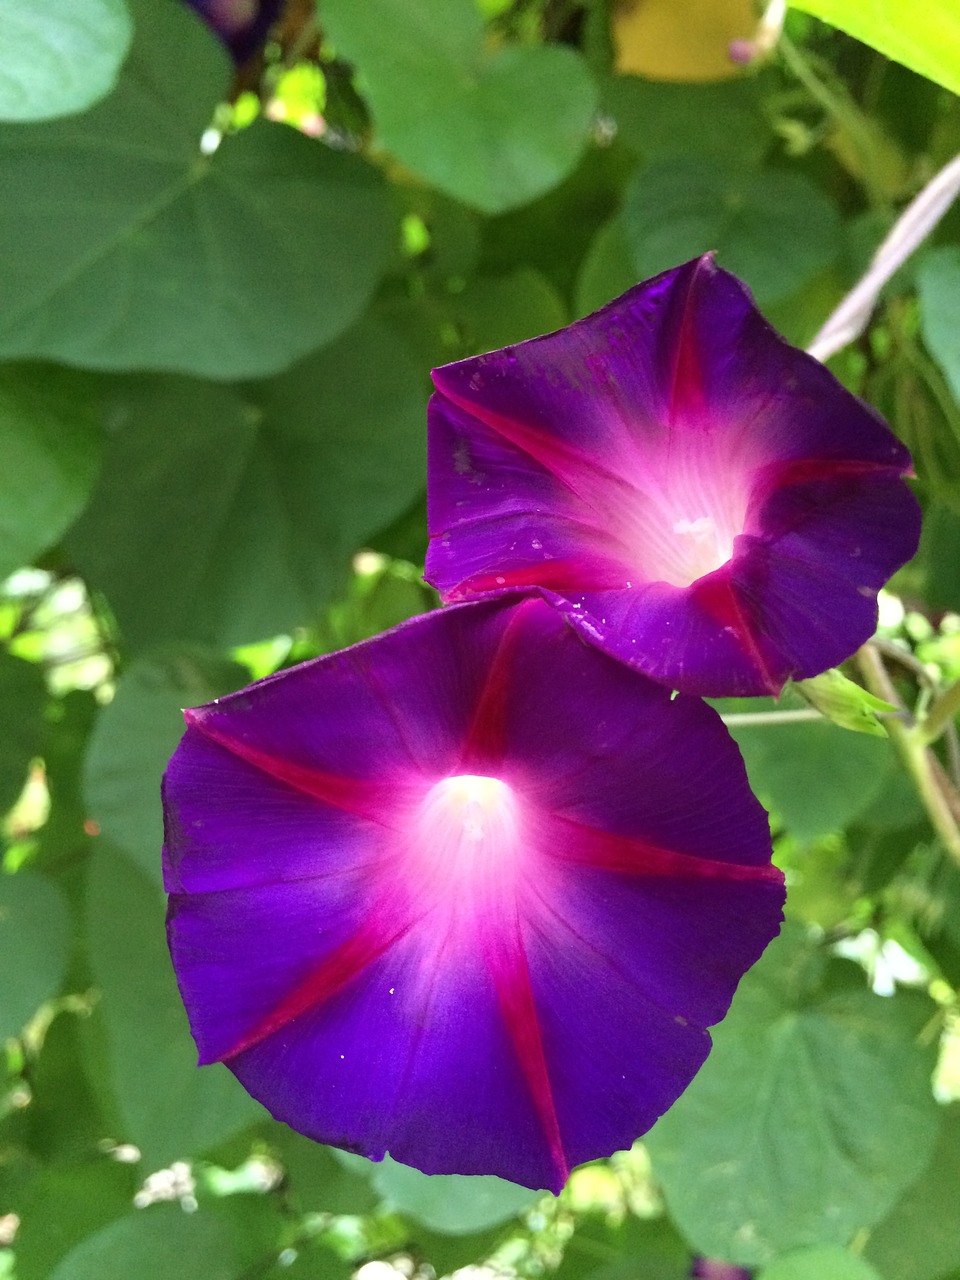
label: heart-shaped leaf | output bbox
[789,0,960,97]
[66,318,426,650]
[647,927,942,1266]
[320,0,597,214]
[623,158,840,305]
[0,0,392,378]
[0,0,132,122]
[0,365,101,581]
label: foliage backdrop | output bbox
[3,1,960,1277]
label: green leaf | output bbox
[22,1004,126,1162]
[0,651,46,814]
[448,269,568,353]
[83,651,248,884]
[758,1246,882,1280]
[404,1223,514,1277]
[31,690,101,874]
[375,1160,541,1232]
[258,1239,353,1280]
[761,268,846,350]
[47,1204,240,1280]
[0,0,392,379]
[265,1129,379,1214]
[903,851,960,987]
[623,160,840,306]
[12,1158,138,1280]
[646,927,942,1266]
[787,0,960,98]
[320,0,597,214]
[0,871,70,1039]
[335,1151,540,1232]
[918,246,960,403]
[0,0,132,122]
[794,670,896,737]
[922,503,960,613]
[726,711,894,842]
[479,146,628,299]
[85,842,261,1166]
[0,1139,39,1214]
[401,190,481,285]
[865,1107,960,1280]
[199,1193,288,1272]
[67,319,426,649]
[575,215,638,319]
[601,75,769,170]
[319,557,434,653]
[554,1212,690,1280]
[0,365,101,580]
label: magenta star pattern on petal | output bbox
[163,597,784,1192]
[425,255,921,696]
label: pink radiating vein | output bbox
[218,916,412,1061]
[665,255,709,426]
[185,709,400,827]
[485,917,570,1189]
[692,569,781,696]
[547,815,783,883]
[749,455,906,514]
[434,382,636,516]
[447,557,626,602]
[458,599,538,767]
[770,455,904,486]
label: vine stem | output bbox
[920,678,960,747]
[719,708,824,727]
[778,36,886,208]
[857,644,960,865]
[870,641,960,782]
[808,150,960,362]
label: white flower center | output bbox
[410,775,521,899]
[603,446,750,588]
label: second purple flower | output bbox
[426,255,920,696]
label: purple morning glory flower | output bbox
[425,256,921,697]
[163,597,783,1192]
[183,0,283,61]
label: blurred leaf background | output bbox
[3,1,960,1277]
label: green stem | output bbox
[283,15,319,69]
[778,36,886,209]
[874,631,960,779]
[858,645,960,865]
[895,332,960,444]
[720,709,824,728]
[920,678,960,746]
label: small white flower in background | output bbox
[134,1160,197,1212]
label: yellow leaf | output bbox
[613,0,757,82]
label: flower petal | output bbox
[167,873,380,1065]
[518,854,781,1168]
[162,728,398,895]
[183,0,283,60]
[227,922,571,1190]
